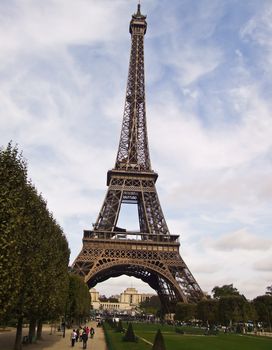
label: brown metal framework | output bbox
[72,5,204,312]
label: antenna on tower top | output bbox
[137,0,141,15]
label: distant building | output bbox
[120,287,153,306]
[90,287,154,311]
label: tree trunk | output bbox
[14,316,23,350]
[28,318,36,343]
[37,320,43,340]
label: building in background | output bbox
[90,287,154,312]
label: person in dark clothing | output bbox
[82,331,88,349]
[90,327,95,338]
[76,328,80,342]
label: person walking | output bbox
[70,329,77,347]
[85,326,90,338]
[90,327,95,338]
[76,328,80,342]
[82,331,88,349]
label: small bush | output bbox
[123,323,137,342]
[175,327,184,334]
[152,329,166,350]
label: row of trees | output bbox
[0,144,90,349]
[138,284,271,332]
[175,284,272,332]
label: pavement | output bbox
[0,321,107,350]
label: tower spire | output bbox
[115,2,148,171]
[137,2,141,15]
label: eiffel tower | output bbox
[72,4,204,312]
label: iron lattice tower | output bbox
[72,5,204,312]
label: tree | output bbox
[175,303,196,322]
[140,295,161,316]
[99,295,108,302]
[0,144,26,322]
[152,329,166,350]
[218,295,252,327]
[253,295,272,331]
[109,297,119,303]
[123,322,137,342]
[14,184,70,345]
[66,274,91,325]
[0,143,70,349]
[266,285,272,296]
[197,299,218,326]
[34,214,70,340]
[212,284,240,299]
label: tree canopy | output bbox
[140,295,161,316]
[175,303,196,322]
[66,273,91,325]
[253,295,272,331]
[212,284,240,299]
[0,143,70,350]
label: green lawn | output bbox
[103,323,151,350]
[104,322,272,350]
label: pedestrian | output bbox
[70,329,77,347]
[82,331,88,349]
[76,328,80,342]
[85,326,90,338]
[90,327,95,338]
[79,327,83,342]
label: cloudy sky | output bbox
[1,0,271,299]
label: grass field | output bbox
[104,321,272,350]
[103,322,151,350]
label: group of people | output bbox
[70,325,95,348]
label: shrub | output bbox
[123,323,137,342]
[175,327,184,334]
[152,329,166,350]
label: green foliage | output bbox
[66,273,91,324]
[140,295,161,316]
[130,322,272,350]
[103,322,150,350]
[0,143,70,349]
[152,329,166,350]
[253,295,272,331]
[106,318,115,328]
[123,322,137,342]
[175,302,196,321]
[197,299,218,325]
[212,284,240,299]
[175,327,185,334]
[0,143,27,320]
[218,295,251,326]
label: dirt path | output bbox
[0,321,107,350]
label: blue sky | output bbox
[0,0,271,299]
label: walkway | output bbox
[0,321,107,350]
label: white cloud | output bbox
[213,228,271,251]
[240,2,272,72]
[0,0,127,55]
[254,258,272,272]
